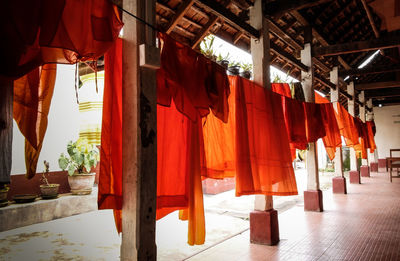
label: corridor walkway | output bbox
[187,170,400,260]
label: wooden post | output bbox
[121,0,158,260]
[347,82,361,184]
[302,27,323,211]
[330,67,346,194]
[359,91,368,166]
[0,78,13,185]
[249,0,279,246]
[366,98,377,162]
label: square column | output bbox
[347,82,359,170]
[359,91,368,167]
[301,28,323,211]
[249,0,278,246]
[330,68,346,194]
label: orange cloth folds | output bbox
[234,77,297,196]
[282,96,308,150]
[1,0,123,78]
[13,64,57,179]
[303,102,326,143]
[335,103,359,146]
[271,83,291,98]
[98,38,123,228]
[319,103,342,160]
[366,121,377,153]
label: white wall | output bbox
[374,105,400,159]
[11,64,80,174]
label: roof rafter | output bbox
[195,0,260,38]
[191,15,219,48]
[339,64,400,77]
[313,35,400,57]
[264,0,334,18]
[356,81,400,90]
[166,0,195,34]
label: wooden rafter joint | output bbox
[263,0,334,18]
[195,0,260,38]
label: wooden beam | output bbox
[166,0,195,34]
[291,10,352,70]
[339,64,400,77]
[356,81,400,90]
[315,75,336,90]
[233,31,244,44]
[365,88,400,98]
[361,0,380,38]
[264,0,333,18]
[196,0,260,38]
[313,35,400,57]
[270,42,309,71]
[267,19,302,50]
[191,15,219,48]
[0,78,12,184]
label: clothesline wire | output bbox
[110,0,160,32]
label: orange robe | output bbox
[234,77,297,196]
[13,64,57,179]
[366,121,377,153]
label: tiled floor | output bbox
[187,170,400,261]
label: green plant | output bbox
[217,52,230,62]
[240,62,253,72]
[58,138,99,176]
[41,160,51,186]
[0,183,9,192]
[228,61,240,67]
[200,35,216,59]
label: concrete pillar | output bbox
[121,0,158,260]
[330,68,346,194]
[301,27,323,212]
[359,91,369,168]
[249,0,278,246]
[347,82,361,184]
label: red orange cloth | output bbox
[13,64,57,179]
[98,38,123,233]
[271,83,291,98]
[319,103,342,160]
[234,77,297,196]
[2,0,123,78]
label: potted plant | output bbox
[228,61,241,75]
[216,53,230,69]
[40,160,60,199]
[200,35,217,61]
[0,184,9,207]
[58,138,99,195]
[240,62,253,79]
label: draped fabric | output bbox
[202,77,236,179]
[366,121,377,153]
[282,97,308,150]
[234,77,297,196]
[13,64,57,179]
[98,39,122,234]
[335,103,359,146]
[157,33,230,123]
[319,103,342,160]
[303,102,326,143]
[1,0,123,78]
[157,102,206,245]
[271,83,291,98]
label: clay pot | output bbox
[228,65,240,75]
[218,60,229,69]
[40,184,60,199]
[68,173,95,195]
[0,189,8,203]
[240,70,252,79]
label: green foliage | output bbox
[58,138,99,176]
[228,61,240,67]
[200,35,216,59]
[240,62,253,72]
[217,52,230,62]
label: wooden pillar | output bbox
[330,67,346,193]
[366,99,377,162]
[347,82,361,184]
[121,0,158,260]
[347,82,358,171]
[302,27,323,211]
[0,78,13,185]
[249,0,279,246]
[358,91,368,166]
